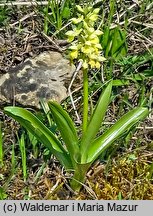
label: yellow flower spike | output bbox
[66,6,106,70]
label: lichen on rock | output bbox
[0,51,75,108]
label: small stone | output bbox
[0,51,75,108]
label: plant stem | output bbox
[70,163,90,192]
[82,68,88,134]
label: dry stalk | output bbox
[0,1,48,6]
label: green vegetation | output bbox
[4,83,148,191]
[0,0,153,199]
[0,122,3,167]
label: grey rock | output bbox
[0,51,75,108]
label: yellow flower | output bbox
[76,5,84,13]
[71,15,83,24]
[87,6,92,12]
[66,29,82,42]
[82,60,88,69]
[93,8,100,14]
[89,60,96,68]
[66,35,74,42]
[88,27,95,34]
[70,50,78,59]
[95,30,103,36]
[90,36,99,44]
[88,53,97,60]
[95,43,102,49]
[81,45,92,54]
[89,14,98,22]
[95,61,101,69]
[85,41,92,46]
[97,56,106,62]
[69,44,78,50]
[92,47,99,54]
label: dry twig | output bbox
[68,61,82,124]
[0,1,48,6]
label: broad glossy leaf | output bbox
[4,107,73,169]
[48,101,80,162]
[87,107,149,163]
[80,81,112,163]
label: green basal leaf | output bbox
[80,81,112,163]
[48,101,80,163]
[87,107,149,163]
[4,107,73,169]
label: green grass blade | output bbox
[111,27,127,58]
[87,107,149,163]
[80,81,112,163]
[49,0,56,21]
[0,122,3,167]
[48,101,80,162]
[102,26,111,57]
[11,142,16,175]
[4,107,73,169]
[19,133,27,182]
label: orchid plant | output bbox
[66,5,106,135]
[4,5,148,191]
